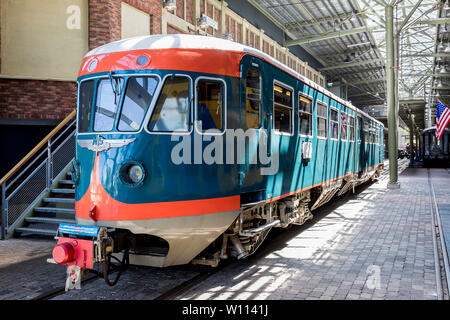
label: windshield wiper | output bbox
[108,71,123,105]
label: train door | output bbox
[238,56,266,203]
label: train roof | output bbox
[85,34,383,127]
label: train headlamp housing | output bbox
[119,161,145,187]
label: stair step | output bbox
[34,207,75,214]
[15,227,57,236]
[25,217,75,224]
[59,180,74,185]
[52,188,75,194]
[43,197,75,204]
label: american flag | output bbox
[436,99,450,140]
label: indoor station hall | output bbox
[0,0,449,305]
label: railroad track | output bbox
[32,273,99,300]
[427,168,450,300]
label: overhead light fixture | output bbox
[198,14,209,30]
[445,44,450,54]
[164,0,176,13]
[439,65,448,73]
[223,32,233,41]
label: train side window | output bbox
[317,102,328,138]
[348,115,355,141]
[341,111,348,141]
[364,123,369,143]
[120,76,158,131]
[273,83,293,135]
[357,116,363,142]
[78,80,95,133]
[148,76,190,132]
[299,94,312,136]
[93,78,124,132]
[197,79,225,133]
[330,107,339,140]
[246,69,261,129]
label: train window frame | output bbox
[194,76,227,136]
[369,124,375,144]
[77,79,95,133]
[273,80,294,136]
[348,114,355,142]
[340,110,348,142]
[364,122,369,143]
[119,76,160,133]
[329,106,339,141]
[298,92,313,138]
[316,100,328,140]
[147,74,193,135]
[77,73,162,136]
[245,68,262,130]
[357,116,363,143]
[92,77,125,133]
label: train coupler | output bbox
[49,223,113,291]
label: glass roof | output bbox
[250,0,445,112]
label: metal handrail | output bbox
[0,109,76,187]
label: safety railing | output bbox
[0,110,76,239]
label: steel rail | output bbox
[428,168,450,299]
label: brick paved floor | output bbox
[0,238,65,299]
[178,167,440,300]
[0,165,445,300]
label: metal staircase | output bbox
[15,172,76,237]
[0,110,76,239]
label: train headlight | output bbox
[129,165,143,183]
[119,161,145,187]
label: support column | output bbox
[409,114,415,167]
[386,4,400,189]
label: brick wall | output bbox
[0,79,76,120]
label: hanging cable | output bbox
[102,240,130,287]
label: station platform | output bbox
[178,165,447,300]
[0,163,448,300]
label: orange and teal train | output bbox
[68,34,384,268]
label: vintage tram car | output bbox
[422,126,450,167]
[50,35,384,288]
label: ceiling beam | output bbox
[319,58,384,71]
[285,26,377,47]
[284,11,359,29]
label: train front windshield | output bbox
[77,76,159,133]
